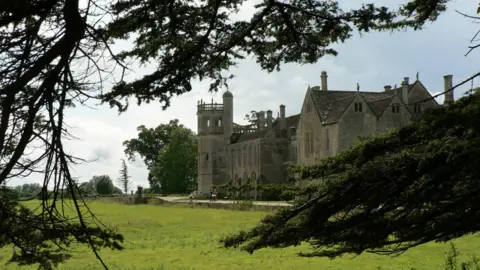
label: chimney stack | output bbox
[279,105,286,130]
[444,75,454,106]
[266,110,273,128]
[402,79,409,105]
[321,71,328,91]
[384,85,392,91]
[256,111,266,130]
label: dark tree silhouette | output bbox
[221,4,480,257]
[222,87,480,257]
[0,0,125,268]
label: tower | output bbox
[196,91,233,194]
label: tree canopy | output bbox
[150,125,197,194]
[0,0,470,267]
[102,0,450,109]
[79,175,122,196]
[221,88,480,257]
[123,119,182,169]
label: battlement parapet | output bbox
[197,99,224,113]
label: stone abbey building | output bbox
[196,71,455,194]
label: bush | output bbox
[134,186,145,204]
[217,183,299,201]
[444,242,480,270]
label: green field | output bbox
[1,201,480,270]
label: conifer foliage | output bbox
[221,89,480,257]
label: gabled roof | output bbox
[385,80,440,106]
[309,86,403,124]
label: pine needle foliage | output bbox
[221,89,480,258]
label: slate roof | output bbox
[384,81,417,97]
[309,86,406,124]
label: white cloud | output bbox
[7,0,479,189]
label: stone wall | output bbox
[226,138,261,185]
[375,95,412,134]
[336,95,377,153]
[259,131,290,184]
[297,89,323,166]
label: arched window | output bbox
[205,153,209,161]
[243,172,248,184]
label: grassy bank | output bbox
[1,201,479,269]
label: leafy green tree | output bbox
[117,159,131,194]
[150,126,197,194]
[0,0,470,267]
[123,120,181,169]
[1,186,21,200]
[94,175,115,195]
[79,181,97,196]
[113,186,123,195]
[124,119,193,193]
[17,183,42,199]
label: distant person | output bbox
[212,188,217,202]
[209,189,213,202]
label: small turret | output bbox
[222,90,233,140]
[279,105,286,130]
[402,77,409,104]
[266,110,273,128]
[256,111,265,130]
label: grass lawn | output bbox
[1,200,480,270]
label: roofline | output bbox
[413,80,440,106]
[322,95,356,125]
[374,95,396,118]
[309,88,328,123]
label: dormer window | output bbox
[392,104,400,113]
[354,102,363,112]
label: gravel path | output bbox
[157,196,292,207]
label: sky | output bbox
[7,0,480,190]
